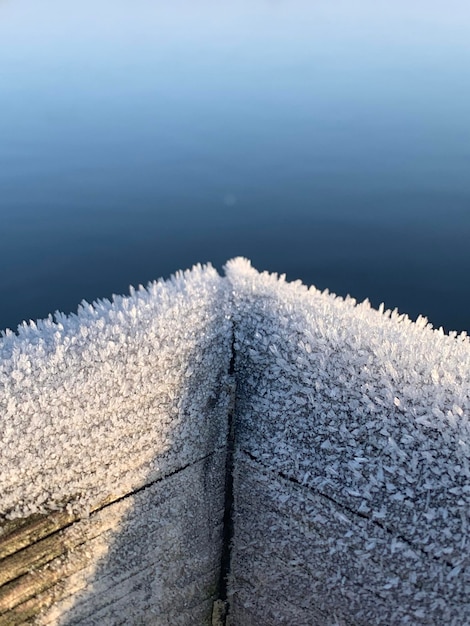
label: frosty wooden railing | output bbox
[1,259,469,625]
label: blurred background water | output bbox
[1,0,469,333]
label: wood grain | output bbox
[0,452,225,626]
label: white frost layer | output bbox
[2,256,470,623]
[226,257,470,625]
[0,263,231,520]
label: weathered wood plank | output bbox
[0,507,123,612]
[0,593,52,626]
[0,451,225,625]
[0,491,122,563]
[0,513,72,561]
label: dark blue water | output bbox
[1,0,469,333]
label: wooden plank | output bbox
[0,490,122,563]
[0,512,78,563]
[0,452,224,625]
[0,507,126,612]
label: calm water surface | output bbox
[1,0,469,332]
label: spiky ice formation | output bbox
[226,257,470,625]
[0,263,232,520]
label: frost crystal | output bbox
[226,257,470,625]
[1,258,469,625]
[0,263,231,520]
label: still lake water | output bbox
[1,0,469,333]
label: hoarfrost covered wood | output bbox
[1,258,469,625]
[226,257,470,625]
[0,264,231,520]
[0,263,232,625]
